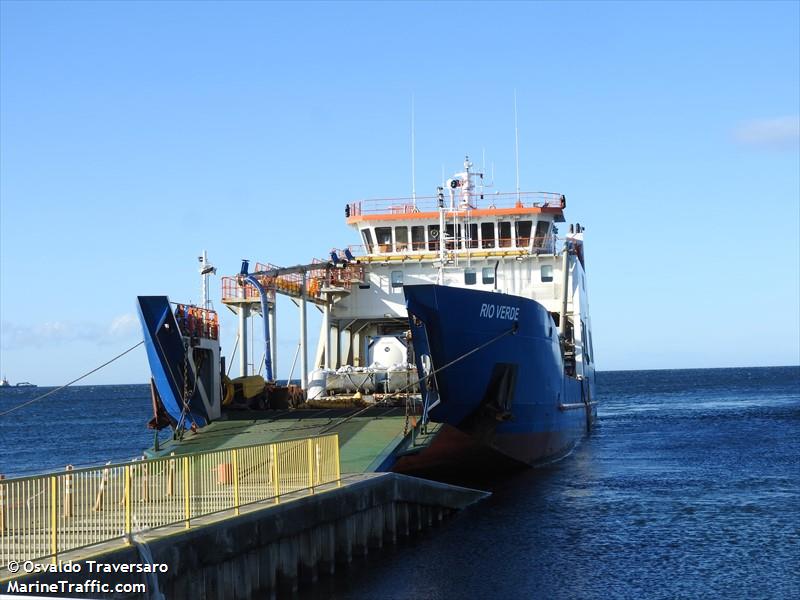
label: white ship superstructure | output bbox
[220,157,594,403]
[137,155,598,471]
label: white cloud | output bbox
[734,116,800,150]
[1,313,141,349]
[108,313,139,337]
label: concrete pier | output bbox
[3,473,488,599]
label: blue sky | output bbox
[1,1,798,385]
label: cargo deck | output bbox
[146,407,410,473]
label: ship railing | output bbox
[256,260,331,299]
[252,262,306,297]
[299,259,325,298]
[0,434,341,567]
[347,191,564,217]
[346,235,560,257]
[327,262,365,288]
[221,276,276,303]
[174,304,219,340]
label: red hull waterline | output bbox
[392,419,594,478]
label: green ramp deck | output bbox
[146,407,408,473]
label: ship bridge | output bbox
[346,191,565,262]
[216,159,581,399]
[344,157,566,263]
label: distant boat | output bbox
[14,382,37,388]
[0,377,9,388]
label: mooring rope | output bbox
[0,340,145,418]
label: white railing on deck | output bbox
[348,191,564,217]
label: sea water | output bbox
[304,366,799,599]
[1,367,797,598]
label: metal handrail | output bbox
[346,235,562,257]
[0,434,341,566]
[348,191,564,217]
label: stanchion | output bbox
[307,438,314,491]
[50,476,58,563]
[64,465,74,518]
[232,449,240,516]
[124,465,132,543]
[271,445,280,504]
[182,456,190,529]
[0,474,6,536]
[167,452,175,497]
[93,464,110,511]
[141,459,149,502]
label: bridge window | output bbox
[515,220,532,247]
[428,225,440,251]
[464,269,476,285]
[391,271,404,288]
[533,220,550,249]
[481,222,495,248]
[411,226,425,251]
[498,221,512,248]
[395,226,409,251]
[482,266,495,284]
[466,223,478,249]
[362,229,374,253]
[541,265,554,282]
[445,224,463,250]
[375,227,393,253]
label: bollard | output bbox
[307,439,314,491]
[124,465,132,542]
[182,456,190,529]
[93,464,110,512]
[334,435,341,486]
[0,474,5,536]
[315,443,321,486]
[232,448,240,516]
[167,452,175,497]
[217,463,233,485]
[141,459,149,502]
[50,476,58,563]
[271,445,280,503]
[64,465,74,518]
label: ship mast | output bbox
[437,186,445,283]
[199,251,216,310]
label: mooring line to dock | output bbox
[0,340,145,417]
[131,521,166,600]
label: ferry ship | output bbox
[137,157,596,473]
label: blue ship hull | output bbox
[403,284,596,468]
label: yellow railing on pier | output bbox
[0,434,340,566]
